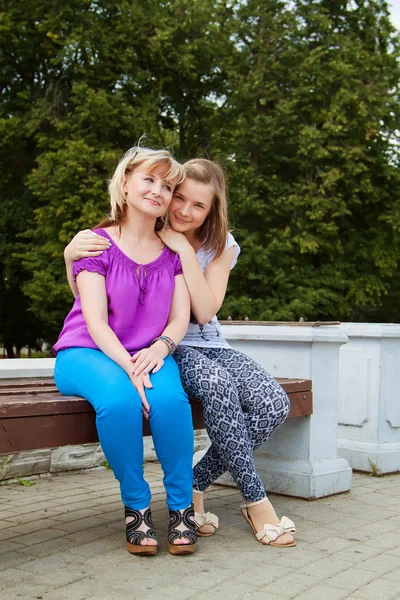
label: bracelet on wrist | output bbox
[151,335,177,355]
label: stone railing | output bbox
[336,323,400,474]
[2,321,398,487]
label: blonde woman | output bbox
[65,158,296,548]
[55,147,197,556]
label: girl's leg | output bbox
[55,348,150,509]
[196,347,294,546]
[202,347,290,454]
[174,346,266,503]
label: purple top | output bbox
[53,228,182,355]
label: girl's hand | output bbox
[157,227,191,254]
[64,229,111,262]
[130,343,168,377]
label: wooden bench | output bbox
[0,378,312,454]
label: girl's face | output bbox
[123,164,176,219]
[168,178,214,234]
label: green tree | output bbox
[1,0,400,351]
[220,0,400,321]
[0,0,168,344]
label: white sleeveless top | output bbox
[179,232,240,348]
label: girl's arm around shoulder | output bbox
[65,230,110,298]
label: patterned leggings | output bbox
[173,346,290,502]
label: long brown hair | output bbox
[97,146,185,231]
[182,159,229,259]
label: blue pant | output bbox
[55,348,194,510]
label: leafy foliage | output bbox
[0,0,399,351]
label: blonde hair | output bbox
[182,158,229,258]
[98,146,185,231]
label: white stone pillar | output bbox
[336,323,400,474]
[214,325,352,498]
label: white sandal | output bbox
[193,490,219,537]
[240,499,296,547]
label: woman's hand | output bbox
[64,229,110,262]
[157,227,191,254]
[130,342,168,377]
[128,371,152,420]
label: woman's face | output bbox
[123,164,176,219]
[168,178,214,234]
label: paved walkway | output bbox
[1,464,400,600]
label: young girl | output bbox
[54,147,197,556]
[65,158,296,548]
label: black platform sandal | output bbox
[167,505,197,555]
[125,506,158,556]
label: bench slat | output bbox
[0,377,312,454]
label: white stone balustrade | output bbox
[335,323,400,474]
[213,324,352,498]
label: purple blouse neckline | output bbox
[96,228,170,275]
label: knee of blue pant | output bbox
[147,357,189,409]
[147,385,190,415]
[94,386,142,421]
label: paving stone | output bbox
[2,582,51,600]
[357,520,400,537]
[0,528,26,542]
[65,536,123,559]
[33,564,93,588]
[294,584,350,600]
[0,550,37,570]
[296,527,349,545]
[0,509,20,518]
[4,508,63,524]
[184,579,259,600]
[54,516,106,534]
[17,551,78,574]
[232,564,291,586]
[3,517,62,537]
[356,553,400,575]
[351,577,400,599]
[363,532,400,550]
[332,544,385,565]
[0,540,27,554]
[1,464,400,600]
[276,549,338,571]
[298,556,352,579]
[75,578,198,600]
[258,572,316,598]
[11,527,68,547]
[0,567,32,587]
[324,567,378,591]
[382,567,400,582]
[308,536,357,555]
[16,536,79,558]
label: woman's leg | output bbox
[145,355,196,551]
[146,355,194,510]
[55,348,150,509]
